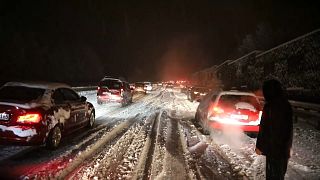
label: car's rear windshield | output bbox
[218,94,261,111]
[100,80,122,89]
[0,86,45,103]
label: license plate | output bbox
[230,114,248,120]
[0,113,10,121]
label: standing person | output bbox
[255,79,293,180]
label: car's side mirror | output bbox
[80,96,87,102]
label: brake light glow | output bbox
[17,113,42,123]
[213,106,224,114]
[97,86,100,90]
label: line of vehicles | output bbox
[0,77,157,149]
[96,76,156,106]
[0,77,263,150]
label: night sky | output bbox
[0,0,319,85]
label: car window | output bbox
[218,94,261,110]
[60,88,80,101]
[0,86,45,103]
[100,80,122,89]
[52,89,65,104]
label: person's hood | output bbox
[262,79,284,102]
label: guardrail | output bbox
[72,86,97,92]
[289,100,320,130]
[258,97,320,130]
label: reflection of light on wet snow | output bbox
[0,125,37,137]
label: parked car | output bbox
[144,82,153,92]
[187,86,211,102]
[195,90,262,134]
[134,82,147,94]
[129,83,135,90]
[97,77,133,106]
[166,83,174,88]
[0,82,95,149]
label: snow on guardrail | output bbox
[72,86,97,92]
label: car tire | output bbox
[87,112,95,128]
[46,125,62,150]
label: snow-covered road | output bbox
[0,88,319,179]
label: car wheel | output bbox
[87,112,95,128]
[46,125,62,149]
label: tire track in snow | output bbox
[181,119,237,179]
[56,115,139,179]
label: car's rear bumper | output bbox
[0,125,46,145]
[208,121,259,133]
[97,95,123,103]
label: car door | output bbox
[52,88,74,131]
[60,88,86,128]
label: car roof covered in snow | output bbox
[218,90,257,97]
[3,81,71,90]
[101,77,123,82]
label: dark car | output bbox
[166,83,174,88]
[187,86,211,102]
[134,82,147,94]
[0,82,95,149]
[97,77,133,106]
[195,90,262,134]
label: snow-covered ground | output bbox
[0,88,319,179]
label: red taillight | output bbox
[17,113,42,123]
[213,106,224,114]
[97,86,100,90]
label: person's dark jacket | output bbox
[256,79,293,158]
